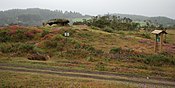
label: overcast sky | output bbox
[1,0,175,19]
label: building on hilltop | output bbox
[43,19,69,26]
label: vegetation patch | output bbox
[144,54,175,66]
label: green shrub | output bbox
[11,30,27,42]
[110,47,122,54]
[33,47,45,53]
[42,29,50,37]
[65,49,90,59]
[0,43,13,53]
[44,40,58,48]
[0,43,37,54]
[117,31,125,35]
[144,54,175,66]
[102,27,114,33]
[19,44,35,52]
[95,62,106,71]
[0,29,37,42]
[91,26,100,30]
[141,33,151,39]
[78,33,91,38]
[104,58,111,62]
[0,30,11,42]
[86,56,94,62]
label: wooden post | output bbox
[164,34,167,43]
[160,33,163,52]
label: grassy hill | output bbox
[0,25,175,87]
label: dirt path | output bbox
[0,63,175,88]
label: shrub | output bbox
[78,33,91,38]
[104,58,111,62]
[95,62,106,71]
[33,47,45,53]
[19,44,35,52]
[43,40,58,48]
[117,31,125,35]
[91,26,100,30]
[86,56,94,62]
[11,30,27,42]
[110,47,122,54]
[102,27,114,33]
[0,43,38,54]
[141,33,151,39]
[65,49,90,59]
[42,29,50,37]
[73,22,85,25]
[144,54,175,66]
[0,43,13,53]
[0,30,11,42]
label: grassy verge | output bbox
[0,71,137,88]
[0,56,174,80]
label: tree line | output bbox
[0,8,90,26]
[74,15,140,32]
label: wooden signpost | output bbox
[151,30,167,53]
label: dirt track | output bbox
[0,63,175,88]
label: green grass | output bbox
[0,55,174,79]
[0,71,137,88]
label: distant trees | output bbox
[0,8,90,26]
[79,15,140,32]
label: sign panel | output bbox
[156,35,160,42]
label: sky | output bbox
[1,0,175,19]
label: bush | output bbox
[19,44,35,52]
[102,27,114,33]
[11,30,27,42]
[43,40,58,48]
[0,30,11,42]
[0,43,13,53]
[73,22,85,25]
[0,43,39,54]
[42,29,50,37]
[144,54,175,66]
[117,31,125,35]
[95,62,106,71]
[91,26,100,30]
[110,47,122,54]
[78,33,91,38]
[86,56,94,62]
[104,58,111,62]
[141,33,151,39]
[0,28,38,42]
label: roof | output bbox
[47,19,69,23]
[151,30,167,34]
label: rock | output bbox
[27,54,50,61]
